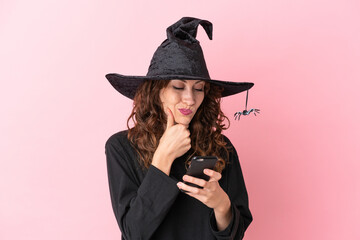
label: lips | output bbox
[179,108,193,115]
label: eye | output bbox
[172,86,184,90]
[194,84,205,92]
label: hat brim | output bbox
[106,73,254,100]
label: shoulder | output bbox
[105,129,140,166]
[105,129,129,147]
[105,130,135,155]
[220,134,239,164]
[221,134,236,151]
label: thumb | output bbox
[166,108,175,129]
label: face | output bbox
[159,80,205,127]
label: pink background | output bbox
[1,0,359,239]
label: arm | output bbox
[105,109,191,239]
[178,169,233,231]
[213,184,232,231]
[212,138,252,239]
[176,137,252,239]
[105,136,180,239]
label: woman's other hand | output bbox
[176,169,233,231]
[152,108,191,175]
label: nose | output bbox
[182,88,195,106]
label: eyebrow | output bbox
[179,80,204,84]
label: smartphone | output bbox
[183,156,218,189]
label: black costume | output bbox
[105,130,252,240]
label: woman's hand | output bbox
[152,108,191,175]
[177,169,233,231]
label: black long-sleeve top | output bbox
[105,130,252,240]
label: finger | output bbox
[183,191,205,201]
[182,175,207,188]
[203,169,222,181]
[177,182,203,195]
[166,108,175,129]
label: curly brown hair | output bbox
[127,80,231,173]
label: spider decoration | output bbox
[234,90,260,120]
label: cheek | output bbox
[196,94,205,108]
[160,90,179,109]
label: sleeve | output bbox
[105,136,180,240]
[209,137,253,240]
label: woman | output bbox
[105,17,253,240]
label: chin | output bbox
[175,117,192,126]
[176,121,190,126]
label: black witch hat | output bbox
[106,17,254,99]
